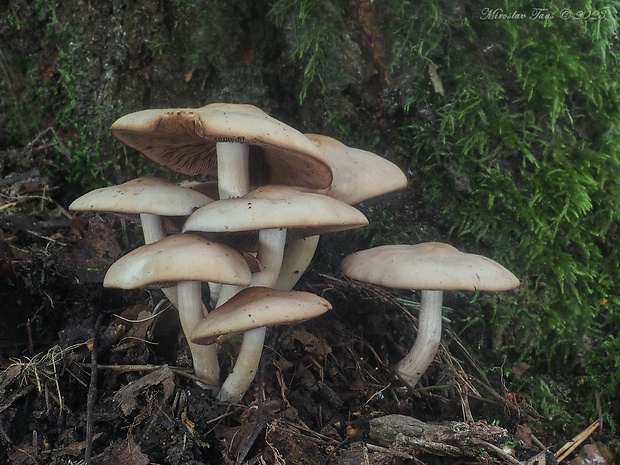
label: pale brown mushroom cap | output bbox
[69,177,214,217]
[190,286,332,345]
[110,103,333,189]
[304,134,408,205]
[103,234,252,289]
[182,185,369,238]
[180,180,221,200]
[340,242,520,292]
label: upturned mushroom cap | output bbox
[340,242,520,292]
[103,234,252,289]
[304,134,408,205]
[182,185,369,239]
[190,286,332,345]
[110,103,333,189]
[69,177,214,217]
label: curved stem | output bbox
[394,290,444,388]
[249,228,288,287]
[275,235,320,291]
[217,228,287,403]
[177,281,220,392]
[139,213,166,245]
[216,326,267,403]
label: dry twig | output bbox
[555,419,600,462]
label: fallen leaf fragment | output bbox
[515,423,533,446]
[52,432,103,457]
[290,328,332,357]
[428,62,445,96]
[113,365,175,415]
[97,437,150,465]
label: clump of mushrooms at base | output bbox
[69,102,520,402]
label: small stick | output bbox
[594,389,603,435]
[0,202,18,211]
[366,443,413,459]
[26,319,34,356]
[555,419,600,462]
[530,433,549,452]
[84,315,102,465]
[474,440,523,465]
[75,362,197,381]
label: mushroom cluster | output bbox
[70,102,518,402]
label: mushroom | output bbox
[183,184,368,401]
[109,103,333,200]
[191,287,331,344]
[69,177,214,244]
[340,242,520,388]
[302,134,408,205]
[69,178,222,379]
[69,177,218,316]
[103,234,253,391]
[275,134,408,291]
[191,287,331,403]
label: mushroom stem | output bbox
[275,235,320,291]
[251,228,288,287]
[139,212,184,311]
[216,142,250,199]
[177,281,220,392]
[394,290,444,387]
[217,326,267,402]
[217,227,287,403]
[139,214,220,390]
[212,141,250,307]
[215,284,246,307]
[139,213,167,244]
[140,212,183,309]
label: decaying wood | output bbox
[369,414,516,461]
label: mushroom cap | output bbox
[340,242,520,292]
[304,134,408,204]
[182,185,369,238]
[190,286,332,345]
[69,177,214,217]
[180,180,221,200]
[110,103,333,189]
[103,234,252,289]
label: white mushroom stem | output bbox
[274,235,320,291]
[217,227,287,403]
[213,141,250,308]
[139,213,167,245]
[216,142,250,199]
[215,284,246,307]
[139,212,220,389]
[139,213,180,307]
[394,290,444,387]
[177,281,220,392]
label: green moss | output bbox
[2,2,115,200]
[388,0,620,429]
[270,0,620,432]
[269,0,344,103]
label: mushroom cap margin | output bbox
[340,242,520,292]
